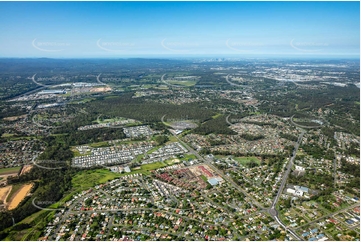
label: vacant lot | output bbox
[8,183,33,210]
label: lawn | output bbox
[70,97,95,104]
[136,162,169,174]
[167,136,178,143]
[1,133,14,138]
[166,80,197,87]
[182,154,197,161]
[89,141,110,148]
[113,161,171,177]
[146,146,160,154]
[6,136,34,141]
[200,175,208,182]
[0,166,21,176]
[212,113,222,119]
[233,156,261,166]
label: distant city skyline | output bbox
[0,1,359,58]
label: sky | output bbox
[0,1,359,58]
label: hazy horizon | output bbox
[0,1,359,58]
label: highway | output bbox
[270,130,305,209]
[224,74,251,89]
[225,114,232,125]
[225,74,239,87]
[31,73,47,87]
[97,73,110,87]
[290,115,322,129]
[268,130,305,240]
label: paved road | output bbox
[97,73,109,87]
[161,74,186,88]
[225,74,241,87]
[290,115,322,129]
[270,130,305,209]
[224,74,251,89]
[333,156,337,188]
[268,130,305,240]
[31,74,47,87]
[225,114,232,125]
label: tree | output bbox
[155,135,169,145]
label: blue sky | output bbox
[0,1,359,58]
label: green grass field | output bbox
[5,136,34,141]
[70,163,171,201]
[121,162,169,176]
[200,175,208,182]
[72,169,122,191]
[115,161,171,177]
[233,156,260,166]
[167,80,197,87]
[1,133,14,138]
[215,155,260,166]
[212,113,222,119]
[70,97,95,104]
[182,154,197,161]
[89,141,110,148]
[0,166,21,176]
[167,136,178,143]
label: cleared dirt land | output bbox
[8,183,33,210]
[90,87,111,92]
[0,186,12,203]
[19,165,33,176]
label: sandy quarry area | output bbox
[0,186,12,203]
[8,183,33,210]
